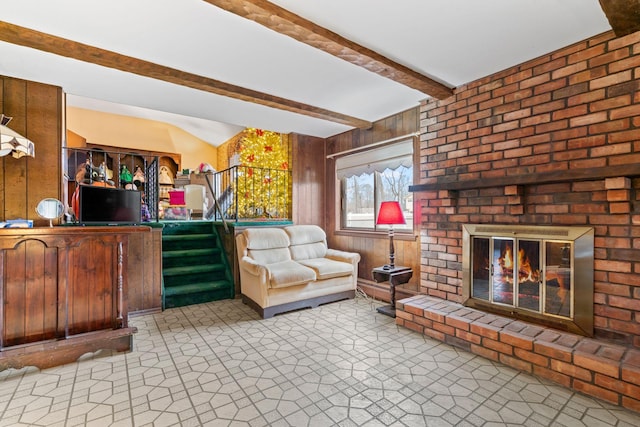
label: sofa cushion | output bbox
[297,258,353,280]
[242,227,292,264]
[290,242,327,260]
[243,227,290,250]
[286,225,327,260]
[267,260,316,288]
[248,247,291,265]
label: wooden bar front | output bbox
[0,226,149,370]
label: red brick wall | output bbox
[416,30,640,346]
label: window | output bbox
[337,139,413,232]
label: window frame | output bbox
[335,137,416,236]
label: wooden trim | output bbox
[598,0,640,37]
[409,164,640,192]
[205,0,454,99]
[0,21,371,129]
[85,143,181,166]
[0,328,136,371]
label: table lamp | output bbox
[376,201,406,269]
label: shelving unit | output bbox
[64,145,181,222]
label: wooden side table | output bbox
[372,266,413,317]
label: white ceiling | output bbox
[0,0,611,146]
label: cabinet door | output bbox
[66,235,124,336]
[126,228,162,314]
[1,240,59,348]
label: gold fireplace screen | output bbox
[462,224,594,336]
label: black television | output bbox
[79,185,142,225]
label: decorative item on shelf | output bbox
[0,114,35,159]
[100,161,114,180]
[159,165,174,185]
[159,186,169,199]
[120,164,133,184]
[377,201,406,269]
[76,159,115,186]
[133,165,145,187]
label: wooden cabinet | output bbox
[0,226,148,370]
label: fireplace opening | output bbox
[462,224,594,336]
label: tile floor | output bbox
[1,295,640,426]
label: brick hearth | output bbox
[397,295,640,412]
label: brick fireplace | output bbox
[461,223,594,336]
[400,30,640,411]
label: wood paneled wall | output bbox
[324,108,421,285]
[0,76,64,224]
[291,133,325,227]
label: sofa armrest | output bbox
[239,256,269,278]
[325,248,361,265]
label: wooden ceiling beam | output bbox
[0,21,372,129]
[599,0,640,37]
[204,0,454,100]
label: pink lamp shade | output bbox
[376,201,406,225]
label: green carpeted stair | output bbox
[162,221,234,309]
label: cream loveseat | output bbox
[236,225,361,318]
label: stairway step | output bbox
[163,264,226,277]
[162,233,214,242]
[162,248,219,259]
[161,221,213,235]
[162,234,216,251]
[164,280,231,297]
[162,248,222,268]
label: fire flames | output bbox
[496,244,540,284]
[518,248,540,283]
[495,244,514,285]
[502,246,513,270]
